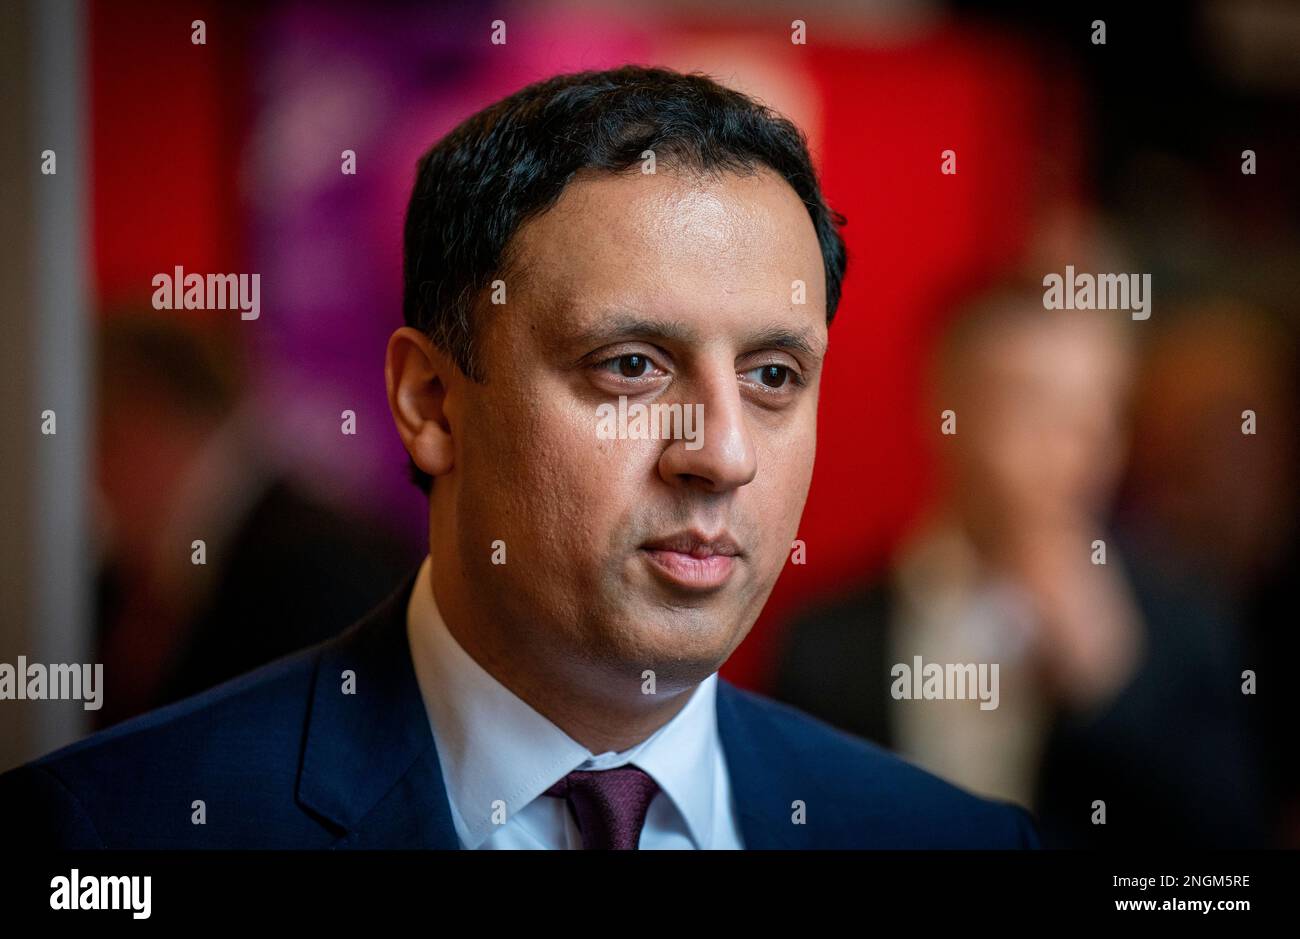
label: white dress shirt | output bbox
[889,522,1051,807]
[404,555,745,849]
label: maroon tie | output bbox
[543,765,661,849]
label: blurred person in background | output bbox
[773,281,1271,847]
[1118,300,1299,846]
[92,311,417,728]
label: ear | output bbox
[385,326,456,479]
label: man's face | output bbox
[438,166,827,692]
[951,309,1132,530]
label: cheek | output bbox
[458,390,651,575]
[750,421,817,557]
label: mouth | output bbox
[639,530,742,592]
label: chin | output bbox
[629,623,738,676]
[628,656,727,692]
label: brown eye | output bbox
[593,351,664,382]
[618,354,649,378]
[758,364,789,387]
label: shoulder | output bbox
[0,643,324,849]
[719,680,1041,848]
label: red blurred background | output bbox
[87,0,1088,689]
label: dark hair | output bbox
[402,65,847,493]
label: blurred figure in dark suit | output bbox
[92,312,418,729]
[1119,301,1300,845]
[772,283,1272,847]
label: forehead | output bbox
[502,166,827,337]
[960,312,1133,409]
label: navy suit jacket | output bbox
[1,568,1042,849]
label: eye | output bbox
[618,354,649,378]
[743,364,795,388]
[598,353,661,379]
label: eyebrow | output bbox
[572,313,826,361]
[571,314,696,350]
[745,325,827,361]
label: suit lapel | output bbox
[716,678,801,849]
[296,565,461,849]
[295,569,805,850]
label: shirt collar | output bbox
[405,555,720,849]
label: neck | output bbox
[427,560,700,755]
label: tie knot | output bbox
[543,765,661,849]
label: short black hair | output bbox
[402,64,848,494]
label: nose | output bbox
[657,370,757,493]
